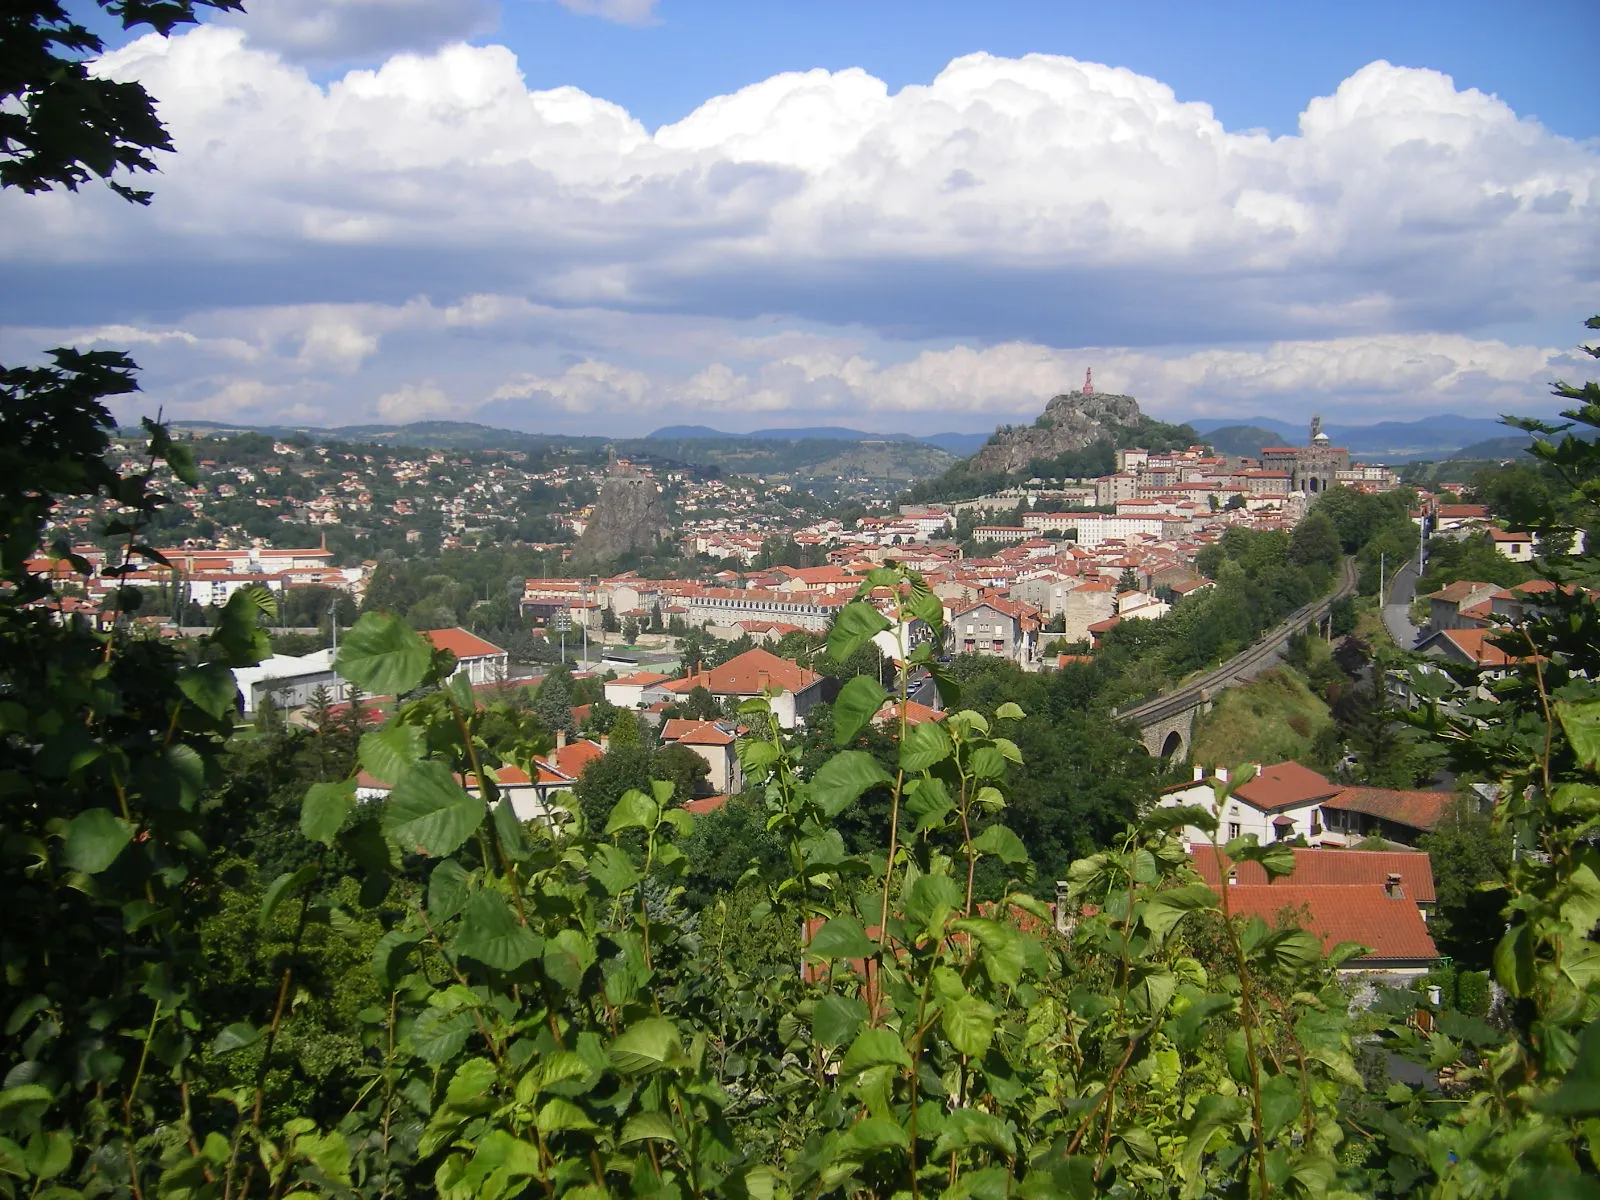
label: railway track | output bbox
[1114,556,1359,727]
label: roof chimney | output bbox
[556,730,567,750]
[1385,872,1402,899]
[1193,765,1204,782]
[1226,868,1238,887]
[1216,766,1229,783]
[1054,880,1070,934]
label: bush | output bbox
[1457,970,1492,1017]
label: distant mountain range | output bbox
[1187,414,1534,461]
[647,424,992,456]
[159,411,1550,473]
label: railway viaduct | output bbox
[1111,557,1359,761]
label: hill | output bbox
[646,424,990,456]
[1201,424,1286,458]
[904,390,1197,503]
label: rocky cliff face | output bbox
[575,471,670,562]
[968,391,1143,476]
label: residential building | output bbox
[647,647,824,729]
[421,628,509,686]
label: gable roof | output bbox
[1231,761,1340,812]
[663,647,821,697]
[1190,846,1436,904]
[1323,787,1453,834]
[421,627,506,659]
[1215,884,1438,963]
[1421,627,1528,667]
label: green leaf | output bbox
[1495,921,1536,998]
[608,1017,684,1074]
[62,808,132,874]
[535,1097,598,1133]
[452,890,539,971]
[841,1027,912,1074]
[335,612,432,696]
[427,860,472,923]
[605,788,656,836]
[813,993,869,1046]
[1141,883,1219,943]
[210,585,274,666]
[372,930,420,989]
[619,1111,680,1145]
[1259,1072,1302,1139]
[383,760,485,858]
[1538,1019,1600,1116]
[259,864,318,928]
[809,751,893,817]
[844,1117,909,1153]
[971,824,1029,866]
[952,917,1026,988]
[177,662,239,720]
[411,1007,476,1065]
[967,745,1008,780]
[210,1023,262,1056]
[300,779,355,847]
[827,601,891,665]
[942,994,999,1058]
[995,701,1024,720]
[807,914,874,960]
[589,843,641,894]
[899,719,952,771]
[1181,1094,1246,1179]
[358,723,424,783]
[1224,836,1296,881]
[1558,699,1600,772]
[23,1131,70,1181]
[542,929,597,992]
[834,675,889,745]
[905,873,963,926]
[907,776,955,833]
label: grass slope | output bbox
[1189,668,1335,769]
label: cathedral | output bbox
[1260,416,1351,494]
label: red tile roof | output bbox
[1190,846,1436,904]
[1323,788,1453,835]
[421,627,507,659]
[611,670,671,686]
[1216,884,1438,962]
[682,793,731,815]
[874,700,945,726]
[1431,627,1527,667]
[664,647,820,698]
[1231,761,1340,812]
[660,719,740,746]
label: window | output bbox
[1227,822,1241,840]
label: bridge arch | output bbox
[1160,729,1185,760]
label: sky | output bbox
[3,0,1597,436]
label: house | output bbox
[658,718,744,795]
[650,647,824,729]
[1487,528,1534,561]
[1426,581,1501,633]
[604,670,673,709]
[421,627,509,686]
[949,596,1040,669]
[1321,787,1456,847]
[1210,882,1438,981]
[355,734,604,830]
[231,649,348,715]
[1416,626,1531,677]
[1188,846,1436,919]
[1157,762,1342,846]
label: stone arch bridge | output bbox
[1111,557,1358,761]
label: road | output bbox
[1382,559,1424,651]
[1115,555,1360,727]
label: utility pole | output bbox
[329,599,339,655]
[1379,550,1385,609]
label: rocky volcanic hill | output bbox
[575,469,670,562]
[968,390,1144,476]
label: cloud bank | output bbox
[0,28,1594,431]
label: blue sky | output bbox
[7,0,1596,435]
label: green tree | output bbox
[1418,795,1511,969]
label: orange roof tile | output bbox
[1231,761,1340,812]
[1215,884,1438,962]
[1325,788,1453,834]
[422,627,506,659]
[1190,846,1435,904]
[663,647,820,698]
